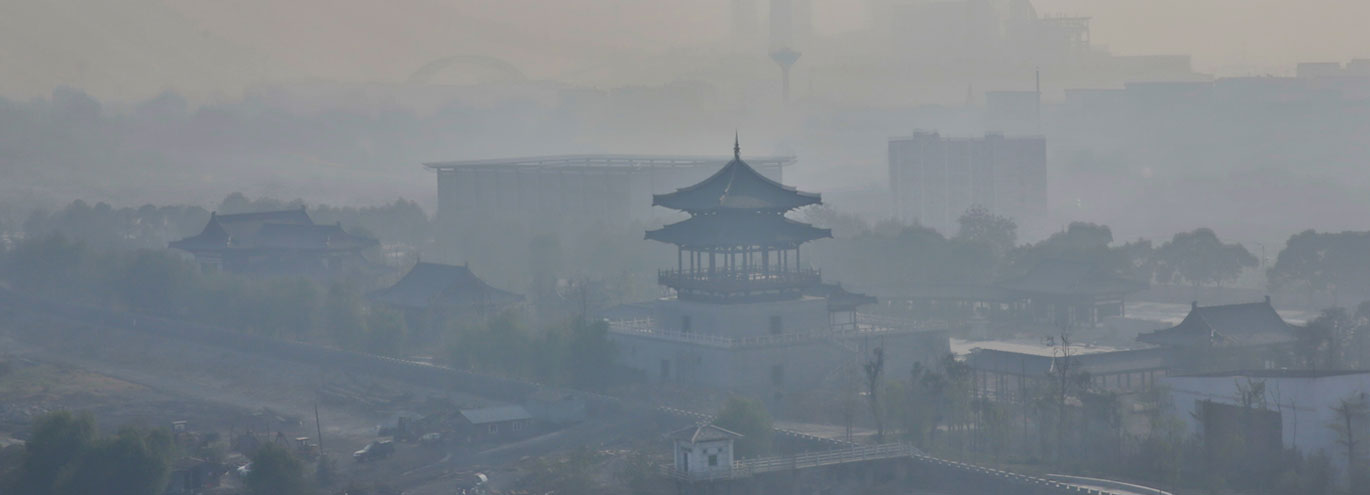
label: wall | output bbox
[652,296,829,338]
[1163,372,1370,478]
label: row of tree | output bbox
[13,193,432,253]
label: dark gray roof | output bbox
[966,347,1169,376]
[895,284,1024,302]
[1136,300,1296,348]
[652,154,820,213]
[806,283,878,312]
[645,212,831,247]
[999,259,1148,297]
[668,423,743,443]
[1172,369,1370,379]
[170,208,377,253]
[459,405,533,425]
[369,262,523,310]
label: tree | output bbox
[54,428,172,495]
[562,317,618,390]
[1297,307,1355,370]
[244,443,308,495]
[1154,228,1256,289]
[17,411,94,495]
[1330,392,1370,494]
[863,347,886,443]
[955,206,1018,258]
[713,396,773,458]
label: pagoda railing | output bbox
[607,315,946,349]
[658,268,820,293]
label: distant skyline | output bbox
[2,0,1367,101]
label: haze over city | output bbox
[1,1,1369,495]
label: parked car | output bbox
[353,440,395,462]
[419,432,443,446]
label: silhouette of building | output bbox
[425,154,793,231]
[170,208,377,278]
[888,132,1047,235]
[609,139,946,399]
[368,261,523,342]
[1137,298,1298,373]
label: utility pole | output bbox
[315,402,324,457]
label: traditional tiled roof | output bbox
[1137,300,1296,348]
[668,423,743,444]
[805,283,877,312]
[170,208,376,253]
[368,262,523,310]
[645,212,831,247]
[652,146,819,213]
[999,259,1148,297]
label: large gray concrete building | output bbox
[888,132,1047,236]
[425,154,794,231]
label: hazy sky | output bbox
[2,0,1368,101]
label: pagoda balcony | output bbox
[658,267,820,295]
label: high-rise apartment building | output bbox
[889,132,1046,235]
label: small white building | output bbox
[1163,370,1370,482]
[669,423,742,477]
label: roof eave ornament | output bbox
[734,131,740,160]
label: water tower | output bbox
[770,48,801,103]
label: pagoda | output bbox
[647,137,829,303]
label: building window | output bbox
[513,421,524,432]
[681,315,692,333]
[488,424,498,434]
[771,364,784,387]
[769,316,783,335]
[708,454,718,467]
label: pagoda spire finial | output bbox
[733,131,740,159]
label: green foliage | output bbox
[955,206,1018,258]
[443,312,618,390]
[1153,228,1256,287]
[1269,230,1370,298]
[14,412,171,495]
[713,396,774,458]
[245,443,308,495]
[53,428,173,495]
[17,411,95,495]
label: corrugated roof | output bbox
[369,262,523,310]
[460,405,533,425]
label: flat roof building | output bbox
[889,132,1046,236]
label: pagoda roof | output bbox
[1136,300,1295,348]
[170,208,377,253]
[645,212,831,247]
[652,149,820,213]
[369,262,524,310]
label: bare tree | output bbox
[864,346,885,443]
[1331,392,1370,494]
